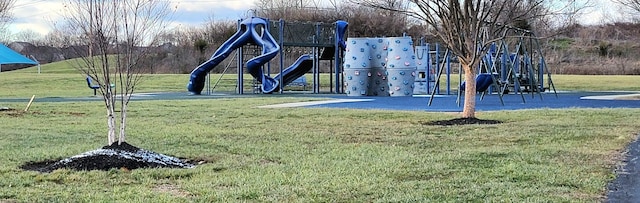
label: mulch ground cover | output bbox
[422,117,502,126]
[20,142,195,173]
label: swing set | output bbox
[429,26,558,106]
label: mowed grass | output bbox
[1,99,639,202]
[0,63,640,201]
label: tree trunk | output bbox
[118,101,127,145]
[106,103,116,145]
[105,85,117,145]
[462,63,476,118]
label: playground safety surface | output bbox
[2,90,640,201]
[4,91,639,112]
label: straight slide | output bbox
[270,54,314,93]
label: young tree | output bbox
[62,0,172,145]
[356,0,582,118]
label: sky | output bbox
[6,0,621,38]
[9,0,258,36]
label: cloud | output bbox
[173,0,255,12]
[579,0,620,25]
[7,0,256,36]
[171,6,250,25]
[10,1,66,35]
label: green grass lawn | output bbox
[0,63,640,202]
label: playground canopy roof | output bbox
[0,44,37,65]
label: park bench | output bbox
[86,76,116,96]
[287,76,308,90]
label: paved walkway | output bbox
[302,91,640,112]
[3,91,639,112]
[607,138,640,202]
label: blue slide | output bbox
[335,20,348,50]
[271,54,314,92]
[460,73,494,92]
[187,17,280,94]
[188,18,348,94]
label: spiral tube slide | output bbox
[187,17,280,95]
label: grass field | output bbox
[1,62,640,202]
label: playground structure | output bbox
[414,42,451,95]
[340,27,556,105]
[343,36,421,97]
[342,36,459,97]
[187,16,555,105]
[443,27,557,105]
[187,17,348,95]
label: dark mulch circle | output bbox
[20,142,196,173]
[422,117,503,126]
[103,141,140,153]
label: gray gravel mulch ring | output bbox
[20,142,196,173]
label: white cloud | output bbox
[7,0,257,37]
[10,1,66,36]
[5,0,623,38]
[577,0,614,25]
[173,0,255,12]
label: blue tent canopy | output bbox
[0,44,37,65]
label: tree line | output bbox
[2,0,640,76]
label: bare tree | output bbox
[355,0,581,118]
[255,0,420,37]
[255,0,340,20]
[0,27,12,43]
[615,0,640,21]
[202,16,237,45]
[0,0,15,24]
[0,0,16,42]
[62,0,172,145]
[256,0,303,18]
[43,28,73,48]
[616,0,640,12]
[340,1,414,37]
[13,29,43,44]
